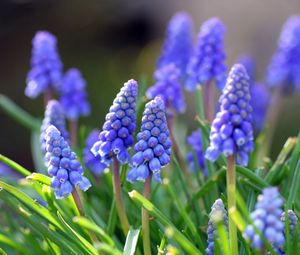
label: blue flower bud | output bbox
[44,125,91,199]
[127,97,171,183]
[25,31,63,98]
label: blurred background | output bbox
[1,0,300,170]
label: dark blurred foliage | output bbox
[0,0,300,169]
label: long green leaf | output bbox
[0,154,31,176]
[0,94,40,131]
[0,233,30,255]
[27,172,51,185]
[123,227,140,255]
[236,166,268,188]
[287,160,300,208]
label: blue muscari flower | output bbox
[205,64,254,166]
[83,129,107,175]
[237,55,270,134]
[25,31,63,98]
[157,11,193,77]
[126,97,171,183]
[60,68,90,120]
[91,79,138,166]
[206,199,228,255]
[44,125,91,199]
[243,187,285,250]
[40,100,69,154]
[266,16,300,91]
[146,64,186,113]
[186,130,207,176]
[281,210,298,233]
[186,17,227,91]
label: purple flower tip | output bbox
[205,64,254,166]
[91,79,138,168]
[60,68,90,120]
[186,17,227,91]
[25,31,63,98]
[146,64,186,113]
[127,96,171,183]
[44,125,91,199]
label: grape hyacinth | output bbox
[186,130,207,176]
[266,16,300,91]
[243,187,285,250]
[206,199,229,255]
[157,11,193,76]
[83,130,107,175]
[281,210,298,233]
[146,64,186,113]
[205,64,254,166]
[40,100,69,154]
[60,68,90,120]
[25,31,63,98]
[127,97,172,183]
[44,125,91,199]
[91,79,138,166]
[186,17,226,91]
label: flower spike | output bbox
[44,125,91,199]
[91,79,138,167]
[25,31,63,98]
[40,100,69,155]
[205,64,254,166]
[60,68,90,120]
[186,17,227,91]
[127,96,171,183]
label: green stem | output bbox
[72,188,84,216]
[227,155,238,255]
[142,174,152,255]
[112,157,129,235]
[69,120,78,146]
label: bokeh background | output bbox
[1,0,300,170]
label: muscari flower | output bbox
[44,125,91,199]
[186,17,226,91]
[266,16,300,92]
[243,187,285,250]
[91,79,138,167]
[127,97,172,183]
[157,11,193,76]
[186,130,207,176]
[237,55,270,134]
[83,129,107,175]
[40,100,69,154]
[60,68,90,120]
[281,210,298,233]
[205,64,254,166]
[25,31,63,98]
[206,199,228,255]
[146,64,186,113]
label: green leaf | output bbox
[73,216,115,247]
[123,226,140,255]
[0,154,31,176]
[27,172,51,186]
[0,94,40,131]
[0,233,30,255]
[0,247,7,255]
[195,86,205,121]
[128,190,202,255]
[236,166,268,188]
[287,160,300,208]
[31,131,47,174]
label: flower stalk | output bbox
[142,174,152,255]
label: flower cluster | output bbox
[127,97,171,183]
[186,130,207,176]
[40,100,69,154]
[44,125,91,199]
[243,187,285,250]
[157,11,193,76]
[146,64,186,113]
[266,16,300,91]
[91,79,138,166]
[186,17,226,91]
[60,68,90,120]
[25,31,63,98]
[83,130,107,175]
[281,210,298,233]
[205,64,254,166]
[206,199,228,255]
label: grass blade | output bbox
[123,226,140,255]
[0,154,31,176]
